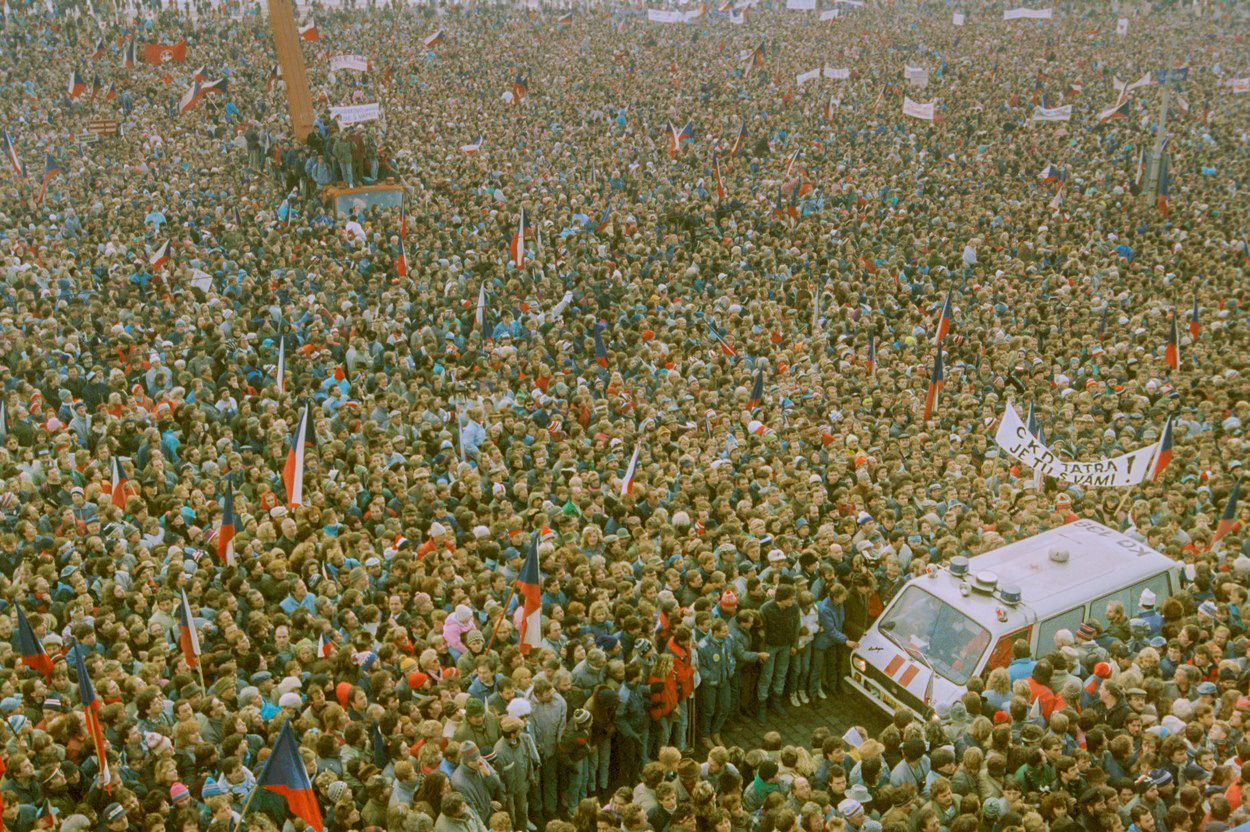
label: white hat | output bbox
[506,698,533,718]
[430,521,447,537]
[837,799,863,818]
[278,691,302,709]
[767,549,787,563]
[1140,588,1156,608]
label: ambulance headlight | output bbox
[853,657,867,673]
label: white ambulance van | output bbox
[847,519,1179,719]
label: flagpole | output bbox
[485,586,519,653]
[197,661,208,697]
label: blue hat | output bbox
[0,697,22,714]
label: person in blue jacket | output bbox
[813,582,857,700]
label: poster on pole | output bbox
[952,11,965,25]
[330,54,370,72]
[1115,17,1128,36]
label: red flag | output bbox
[1165,309,1179,370]
[1151,417,1173,482]
[141,40,188,66]
[1213,479,1242,548]
[283,404,312,507]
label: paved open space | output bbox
[723,690,891,751]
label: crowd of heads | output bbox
[0,0,1247,829]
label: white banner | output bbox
[1003,6,1052,19]
[796,67,822,85]
[952,11,964,25]
[904,65,929,88]
[330,54,369,72]
[1230,77,1250,94]
[834,0,864,5]
[728,9,745,23]
[823,65,850,80]
[903,97,936,121]
[785,0,815,9]
[1032,104,1072,121]
[330,102,380,124]
[1115,17,1128,36]
[819,8,838,19]
[646,8,687,22]
[1114,72,1154,95]
[994,403,1160,487]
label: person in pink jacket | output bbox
[444,604,479,658]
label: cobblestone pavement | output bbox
[721,689,891,751]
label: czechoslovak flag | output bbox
[1165,308,1179,370]
[283,403,312,507]
[16,605,54,682]
[299,21,320,41]
[621,442,640,496]
[71,641,110,792]
[1213,478,1242,548]
[510,208,526,269]
[178,589,201,668]
[217,481,236,564]
[516,532,543,654]
[1151,416,1173,482]
[934,287,954,345]
[149,240,170,270]
[110,457,128,509]
[257,722,323,832]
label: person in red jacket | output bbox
[647,653,678,758]
[667,626,696,752]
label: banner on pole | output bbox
[330,54,370,73]
[1032,104,1072,122]
[330,102,380,125]
[994,403,1161,487]
[1115,17,1128,36]
[1003,7,1052,20]
[902,97,936,121]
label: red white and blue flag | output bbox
[395,236,408,277]
[123,40,137,68]
[593,329,609,367]
[668,121,693,157]
[90,38,105,60]
[748,367,764,410]
[1189,296,1201,340]
[707,320,736,357]
[517,532,543,654]
[110,457,128,509]
[38,154,62,203]
[299,21,320,41]
[621,443,640,496]
[423,29,444,48]
[712,153,726,199]
[934,287,954,345]
[460,135,483,155]
[923,345,944,421]
[1165,308,1179,370]
[475,282,490,338]
[510,208,526,269]
[16,605,54,682]
[68,70,86,99]
[866,332,876,375]
[1150,416,1173,482]
[318,633,333,657]
[178,589,201,668]
[3,128,25,178]
[149,240,170,270]
[283,403,312,507]
[71,641,110,791]
[217,481,236,564]
[276,337,286,393]
[1213,478,1242,548]
[257,722,323,832]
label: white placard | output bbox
[1003,6,1052,20]
[1115,17,1128,36]
[330,102,380,124]
[904,65,929,88]
[902,96,935,121]
[796,67,822,85]
[823,65,850,80]
[330,54,369,73]
[994,403,1161,487]
[1229,78,1250,94]
[952,11,964,25]
[785,0,815,9]
[646,8,687,22]
[1032,104,1072,121]
[819,8,837,19]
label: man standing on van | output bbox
[757,584,800,719]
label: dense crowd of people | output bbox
[0,0,1248,830]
